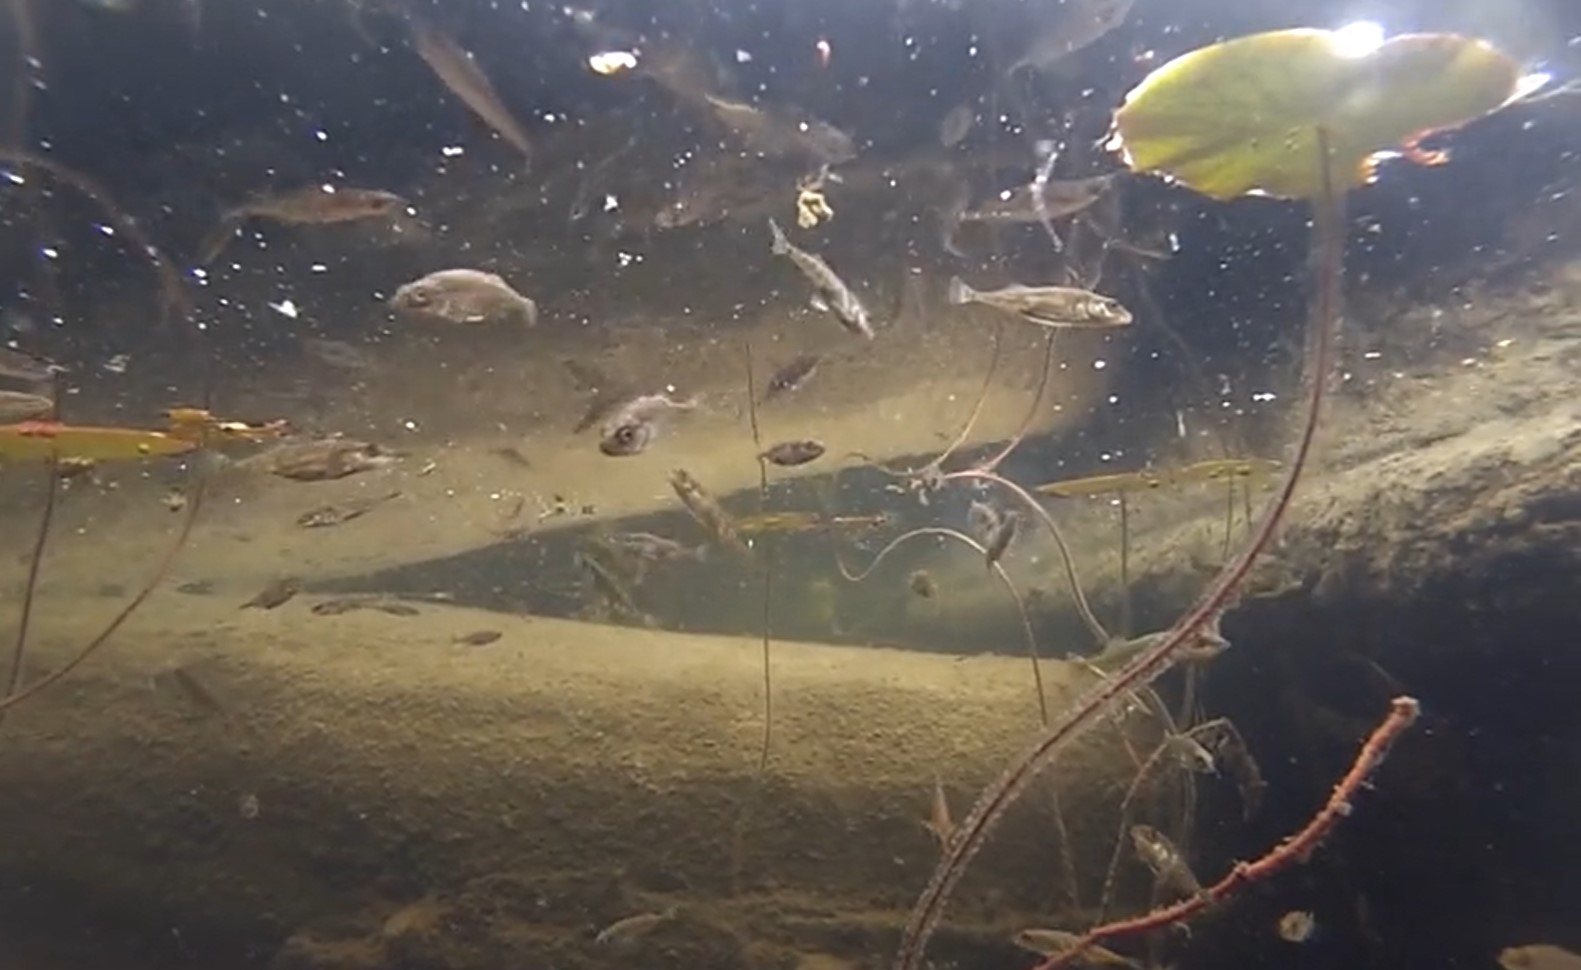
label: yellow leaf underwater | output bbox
[1036,458,1282,498]
[1109,29,1524,200]
[0,422,198,462]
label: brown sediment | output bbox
[0,600,1156,964]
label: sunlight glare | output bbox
[1331,21,1385,59]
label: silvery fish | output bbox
[1129,824,1203,899]
[0,346,60,384]
[960,174,1115,225]
[0,389,53,421]
[763,353,822,400]
[1006,0,1134,75]
[198,185,405,264]
[1501,946,1581,970]
[1013,929,1142,969]
[949,277,1132,329]
[391,269,538,326]
[704,93,855,164]
[598,393,700,457]
[768,219,873,339]
[759,439,826,467]
[409,17,534,165]
[938,103,974,147]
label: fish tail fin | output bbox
[196,211,246,266]
[518,298,539,328]
[947,276,974,306]
[767,217,789,254]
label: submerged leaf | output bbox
[1109,29,1523,200]
[0,422,197,461]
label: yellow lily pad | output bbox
[1109,29,1524,200]
[0,422,198,462]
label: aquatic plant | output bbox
[891,27,1526,970]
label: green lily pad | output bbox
[1109,28,1524,200]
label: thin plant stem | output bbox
[836,526,1047,725]
[891,127,1349,970]
[940,468,1110,647]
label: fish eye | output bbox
[615,425,640,444]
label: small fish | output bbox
[923,774,953,847]
[454,629,503,646]
[704,93,855,164]
[301,337,374,371]
[409,17,534,164]
[668,468,749,556]
[909,569,936,599]
[253,438,396,482]
[296,490,401,528]
[763,353,822,400]
[373,601,421,617]
[606,532,706,564]
[967,499,1001,541]
[391,268,538,326]
[1195,719,1265,819]
[490,445,532,468]
[759,439,826,467]
[983,510,1020,570]
[598,393,700,457]
[578,547,651,624]
[938,103,974,147]
[949,277,1132,329]
[960,175,1115,225]
[768,219,872,339]
[198,186,405,264]
[155,664,227,715]
[0,346,60,384]
[1500,945,1581,970]
[1013,929,1142,969]
[594,906,679,946]
[1164,733,1217,774]
[1277,910,1318,943]
[311,597,369,616]
[0,390,53,421]
[1006,0,1135,74]
[1129,824,1203,899]
[243,577,301,610]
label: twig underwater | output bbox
[1034,697,1421,970]
[890,124,1351,970]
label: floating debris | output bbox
[0,347,60,384]
[1277,909,1318,943]
[391,268,538,326]
[908,569,936,599]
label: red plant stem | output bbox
[1032,696,1421,970]
[891,137,1348,970]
